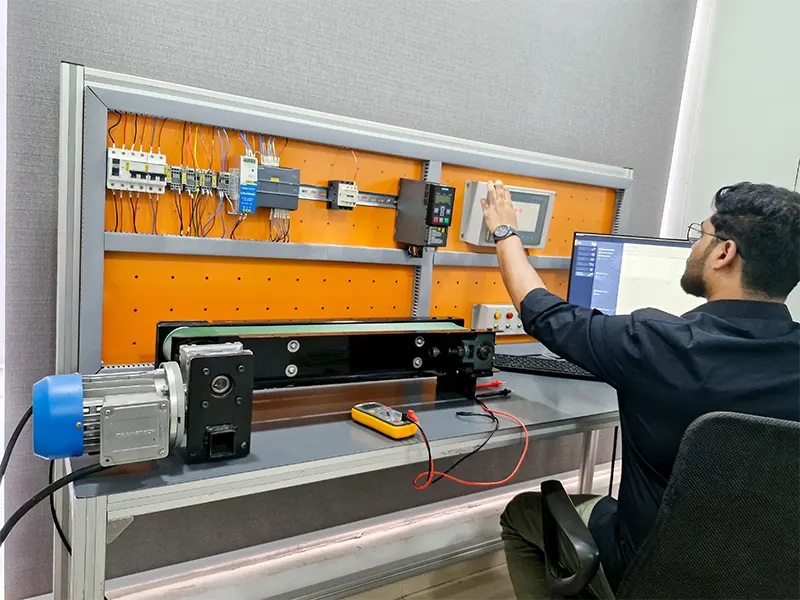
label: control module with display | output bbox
[472,303,525,335]
[394,178,456,248]
[460,181,556,249]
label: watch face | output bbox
[494,225,510,239]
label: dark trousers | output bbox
[500,492,615,599]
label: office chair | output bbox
[541,411,800,599]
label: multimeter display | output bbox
[351,402,418,439]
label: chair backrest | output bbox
[617,411,800,600]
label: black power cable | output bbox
[0,406,33,485]
[48,461,72,553]
[412,400,501,488]
[430,408,499,485]
[48,462,111,600]
[107,111,122,146]
[1,463,108,547]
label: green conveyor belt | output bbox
[162,322,466,360]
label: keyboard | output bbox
[493,353,599,381]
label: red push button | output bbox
[506,312,514,319]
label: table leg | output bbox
[53,460,70,600]
[578,430,600,494]
[70,495,108,599]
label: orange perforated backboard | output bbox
[102,114,616,365]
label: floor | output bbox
[344,550,514,600]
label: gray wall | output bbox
[6,0,694,596]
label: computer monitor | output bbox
[567,232,702,316]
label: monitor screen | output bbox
[567,233,701,316]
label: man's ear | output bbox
[709,239,738,271]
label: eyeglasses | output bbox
[686,223,745,259]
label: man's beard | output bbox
[680,267,707,298]
[680,251,710,298]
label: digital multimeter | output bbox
[351,402,419,439]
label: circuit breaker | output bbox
[106,148,169,195]
[393,179,456,248]
[472,304,524,335]
[460,181,555,249]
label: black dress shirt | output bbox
[520,288,800,589]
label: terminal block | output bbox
[198,170,216,195]
[182,168,200,194]
[168,166,183,191]
[216,171,231,195]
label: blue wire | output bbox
[220,194,227,239]
[239,131,251,153]
[202,199,222,237]
[149,195,157,234]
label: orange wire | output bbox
[122,113,128,147]
[411,406,529,489]
[351,149,359,181]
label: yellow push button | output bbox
[494,312,502,320]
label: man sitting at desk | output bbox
[481,181,800,598]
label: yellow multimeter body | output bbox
[351,402,418,439]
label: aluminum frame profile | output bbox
[56,63,85,376]
[411,160,442,317]
[104,233,422,266]
[84,68,634,190]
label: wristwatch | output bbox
[492,224,519,244]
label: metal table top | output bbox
[71,362,618,517]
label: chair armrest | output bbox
[541,479,601,596]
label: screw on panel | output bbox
[202,367,210,376]
[76,422,83,429]
[201,401,209,408]
[415,336,425,347]
[235,397,243,405]
[104,409,112,417]
[103,458,112,464]
[238,364,246,373]
[413,357,423,369]
[160,403,167,410]
[159,450,166,456]
[286,364,298,377]
[287,340,300,353]
[241,442,248,449]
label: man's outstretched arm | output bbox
[480,180,640,388]
[480,180,546,310]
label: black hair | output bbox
[710,182,800,298]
